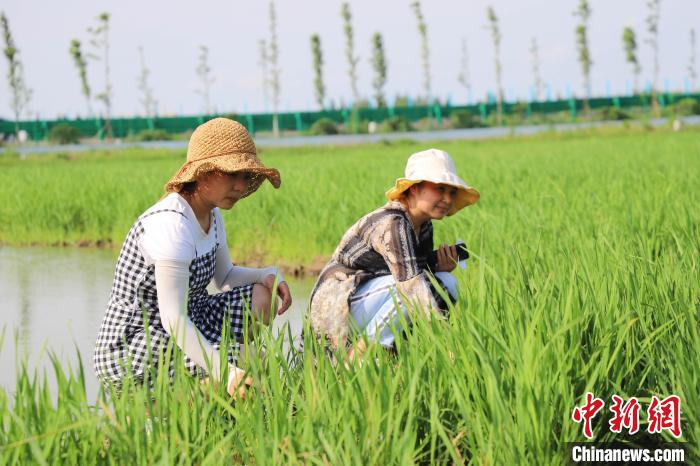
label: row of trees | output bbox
[278,0,695,129]
[1,1,699,139]
[571,0,669,118]
[1,12,32,136]
[3,12,118,138]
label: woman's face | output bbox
[197,170,252,209]
[408,182,458,220]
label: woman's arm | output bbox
[212,210,281,289]
[212,242,283,290]
[371,216,440,315]
[155,260,229,381]
[140,211,248,390]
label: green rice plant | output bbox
[307,118,339,136]
[2,257,696,464]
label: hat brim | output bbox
[385,178,480,215]
[164,152,281,198]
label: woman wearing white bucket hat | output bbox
[309,148,479,355]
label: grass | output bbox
[1,126,699,464]
[0,125,696,266]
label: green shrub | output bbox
[308,118,339,135]
[599,106,632,121]
[450,110,485,129]
[672,98,700,116]
[378,116,413,133]
[412,117,440,131]
[48,124,82,145]
[133,129,173,141]
[509,102,529,119]
[346,109,370,134]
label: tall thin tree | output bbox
[341,3,360,105]
[574,0,593,116]
[137,46,157,118]
[310,34,325,109]
[87,12,113,139]
[530,37,543,101]
[258,39,269,111]
[622,27,641,94]
[69,39,92,117]
[486,6,504,125]
[370,32,387,108]
[410,1,431,101]
[688,28,697,92]
[267,0,281,137]
[195,45,214,115]
[645,0,661,116]
[457,37,471,102]
[1,12,32,137]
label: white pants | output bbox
[348,272,458,347]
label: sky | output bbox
[0,0,698,120]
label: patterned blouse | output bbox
[309,200,440,346]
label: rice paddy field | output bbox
[0,126,698,464]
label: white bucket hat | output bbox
[385,148,480,215]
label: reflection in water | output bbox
[17,262,30,355]
[0,247,313,402]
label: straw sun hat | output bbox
[164,118,280,197]
[385,148,480,215]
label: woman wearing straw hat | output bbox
[94,118,291,399]
[309,148,479,356]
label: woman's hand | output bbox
[200,367,254,402]
[227,367,254,401]
[435,243,458,272]
[263,273,293,315]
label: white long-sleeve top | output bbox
[137,193,282,383]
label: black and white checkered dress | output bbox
[93,208,253,389]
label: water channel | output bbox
[4,115,698,156]
[0,247,314,402]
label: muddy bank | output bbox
[238,256,327,279]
